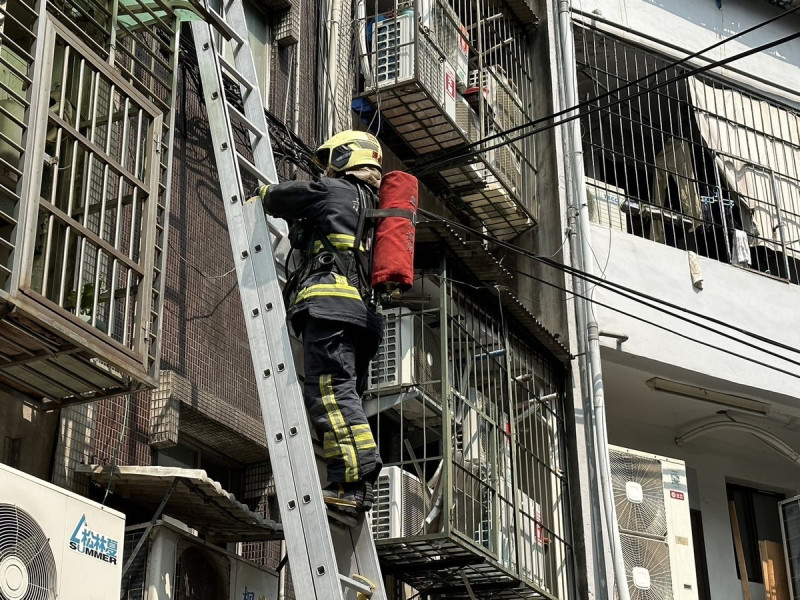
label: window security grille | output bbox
[576,26,800,284]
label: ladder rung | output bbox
[339,574,376,597]
[203,7,238,42]
[237,153,273,185]
[218,54,254,93]
[228,104,268,140]
[211,9,245,45]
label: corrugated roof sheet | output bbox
[76,465,282,542]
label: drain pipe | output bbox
[556,2,630,599]
[324,0,342,139]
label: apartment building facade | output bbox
[0,0,584,599]
[552,1,800,599]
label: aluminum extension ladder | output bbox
[189,7,386,599]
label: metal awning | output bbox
[76,465,282,542]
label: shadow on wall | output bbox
[637,0,800,72]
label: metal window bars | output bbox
[28,21,162,357]
[366,266,571,598]
[575,25,800,284]
[352,0,538,240]
[0,0,180,403]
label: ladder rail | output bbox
[191,21,342,600]
[190,4,387,597]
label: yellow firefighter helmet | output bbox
[313,130,383,173]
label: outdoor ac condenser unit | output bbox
[586,177,626,232]
[0,462,126,600]
[372,12,443,106]
[367,307,442,400]
[139,521,279,600]
[609,445,699,599]
[371,466,427,540]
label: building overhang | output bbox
[76,464,282,543]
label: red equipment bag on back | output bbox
[371,171,418,293]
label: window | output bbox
[2,437,21,468]
[727,482,785,584]
[575,26,800,284]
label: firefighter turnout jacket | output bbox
[261,175,383,338]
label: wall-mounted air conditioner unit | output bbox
[372,466,427,540]
[609,445,699,600]
[372,13,443,106]
[367,307,442,400]
[0,462,125,600]
[586,177,626,232]
[137,521,279,599]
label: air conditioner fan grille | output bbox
[0,503,58,600]
[617,533,674,600]
[610,450,667,537]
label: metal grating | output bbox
[618,534,674,600]
[609,448,668,538]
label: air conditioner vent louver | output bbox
[370,313,400,388]
[0,504,58,600]
[372,466,426,540]
[619,534,674,600]
[610,449,668,537]
[367,309,441,403]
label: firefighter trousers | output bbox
[302,318,382,484]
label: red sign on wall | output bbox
[670,490,685,501]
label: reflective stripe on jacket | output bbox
[263,176,382,335]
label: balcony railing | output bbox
[363,257,571,598]
[576,25,800,284]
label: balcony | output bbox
[577,25,800,284]
[353,0,538,241]
[363,236,571,598]
[0,0,179,405]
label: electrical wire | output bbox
[501,260,800,379]
[418,208,800,356]
[409,7,800,176]
[417,208,800,367]
[416,27,800,176]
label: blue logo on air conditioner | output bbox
[69,514,119,565]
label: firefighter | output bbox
[251,130,384,512]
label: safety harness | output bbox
[282,180,416,309]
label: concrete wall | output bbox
[574,0,800,106]
[589,225,800,406]
[608,392,800,600]
[0,398,58,479]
